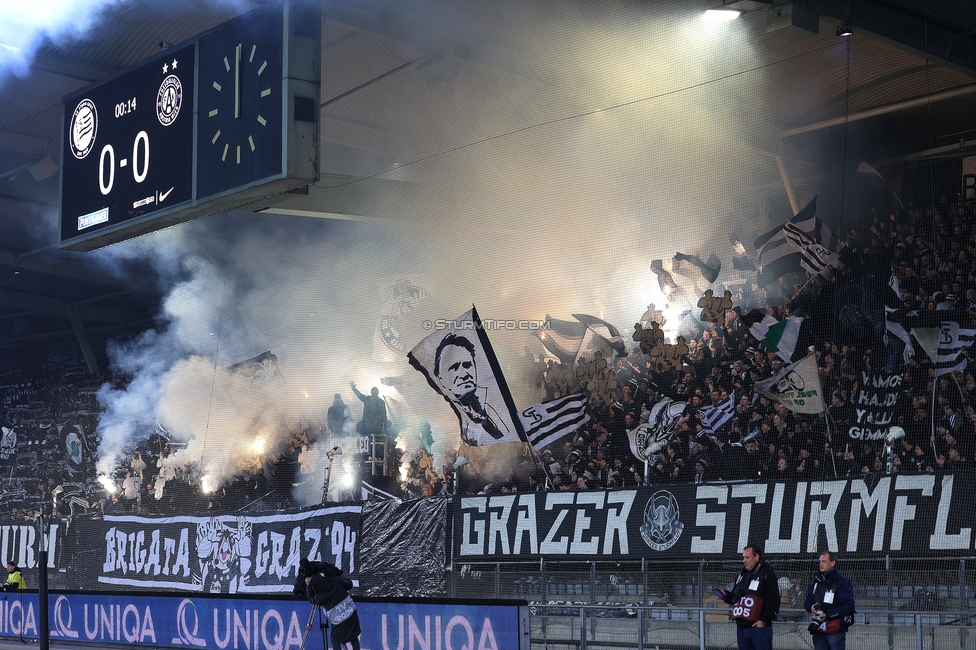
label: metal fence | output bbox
[526,605,976,650]
[444,558,976,648]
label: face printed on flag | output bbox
[409,309,524,446]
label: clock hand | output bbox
[234,43,241,119]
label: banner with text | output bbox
[3,592,526,650]
[848,371,901,441]
[76,505,361,593]
[0,521,63,579]
[453,475,976,560]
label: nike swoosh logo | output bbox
[158,187,175,202]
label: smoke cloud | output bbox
[65,0,835,499]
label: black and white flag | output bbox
[913,322,976,377]
[536,313,627,365]
[887,308,976,377]
[409,307,527,446]
[627,398,686,461]
[753,197,836,286]
[698,391,735,434]
[674,252,721,284]
[783,218,838,276]
[519,393,590,451]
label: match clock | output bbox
[59,0,319,251]
[196,8,285,200]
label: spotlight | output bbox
[326,446,342,460]
[703,9,741,22]
[453,456,468,470]
[836,23,853,36]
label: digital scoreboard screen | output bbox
[60,44,195,244]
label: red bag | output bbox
[732,595,764,622]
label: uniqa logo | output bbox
[172,599,207,647]
[52,596,78,638]
[640,490,684,551]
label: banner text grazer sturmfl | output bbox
[452,476,976,560]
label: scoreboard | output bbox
[59,0,319,251]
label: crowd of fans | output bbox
[471,197,976,494]
[4,196,976,511]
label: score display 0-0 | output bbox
[60,43,195,244]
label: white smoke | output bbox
[79,0,824,500]
[0,1,125,79]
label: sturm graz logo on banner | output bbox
[640,490,684,551]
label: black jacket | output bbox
[804,567,855,634]
[724,560,781,627]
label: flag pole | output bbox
[823,409,839,478]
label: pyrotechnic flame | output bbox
[98,475,117,495]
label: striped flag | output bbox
[912,322,975,377]
[887,308,975,376]
[519,393,590,450]
[753,197,836,286]
[698,391,736,434]
[536,314,627,365]
[782,219,838,276]
[537,315,587,365]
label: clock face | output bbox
[197,9,284,200]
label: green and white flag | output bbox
[749,315,803,362]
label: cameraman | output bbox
[3,561,24,591]
[804,552,855,650]
[293,558,361,650]
[715,544,779,650]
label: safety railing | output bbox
[527,605,976,650]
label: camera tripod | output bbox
[300,602,327,650]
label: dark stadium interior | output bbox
[2,2,976,644]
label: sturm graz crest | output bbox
[69,99,97,159]
[640,490,684,551]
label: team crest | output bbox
[640,490,684,551]
[377,278,429,355]
[69,99,98,159]
[157,75,183,126]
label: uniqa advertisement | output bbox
[0,593,525,650]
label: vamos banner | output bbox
[452,474,976,560]
[78,505,360,593]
